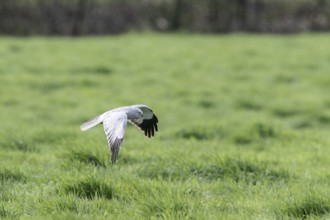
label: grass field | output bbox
[1,33,330,219]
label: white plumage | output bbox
[80,104,158,164]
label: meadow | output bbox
[0,33,330,219]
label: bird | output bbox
[80,104,158,164]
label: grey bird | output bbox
[80,104,158,164]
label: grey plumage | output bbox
[80,104,158,164]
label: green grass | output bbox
[1,33,330,219]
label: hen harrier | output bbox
[80,104,158,164]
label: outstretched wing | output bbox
[129,105,158,138]
[103,112,128,164]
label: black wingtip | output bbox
[144,126,148,136]
[138,114,159,138]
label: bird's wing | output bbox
[103,111,128,164]
[128,105,158,138]
[80,113,105,131]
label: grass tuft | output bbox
[40,82,66,93]
[191,157,290,183]
[63,178,115,200]
[72,66,113,75]
[285,196,330,218]
[143,200,190,219]
[139,157,290,184]
[134,182,197,219]
[175,125,224,140]
[317,113,330,125]
[272,108,300,118]
[68,150,106,167]
[236,100,263,111]
[0,169,26,183]
[63,140,108,168]
[0,206,6,218]
[0,205,11,218]
[37,196,79,214]
[197,100,216,109]
[0,203,22,219]
[291,120,313,130]
[234,122,279,145]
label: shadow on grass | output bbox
[63,178,115,200]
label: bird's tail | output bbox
[80,114,104,131]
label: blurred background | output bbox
[1,0,330,36]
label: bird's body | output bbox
[80,104,158,164]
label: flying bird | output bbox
[80,104,158,164]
